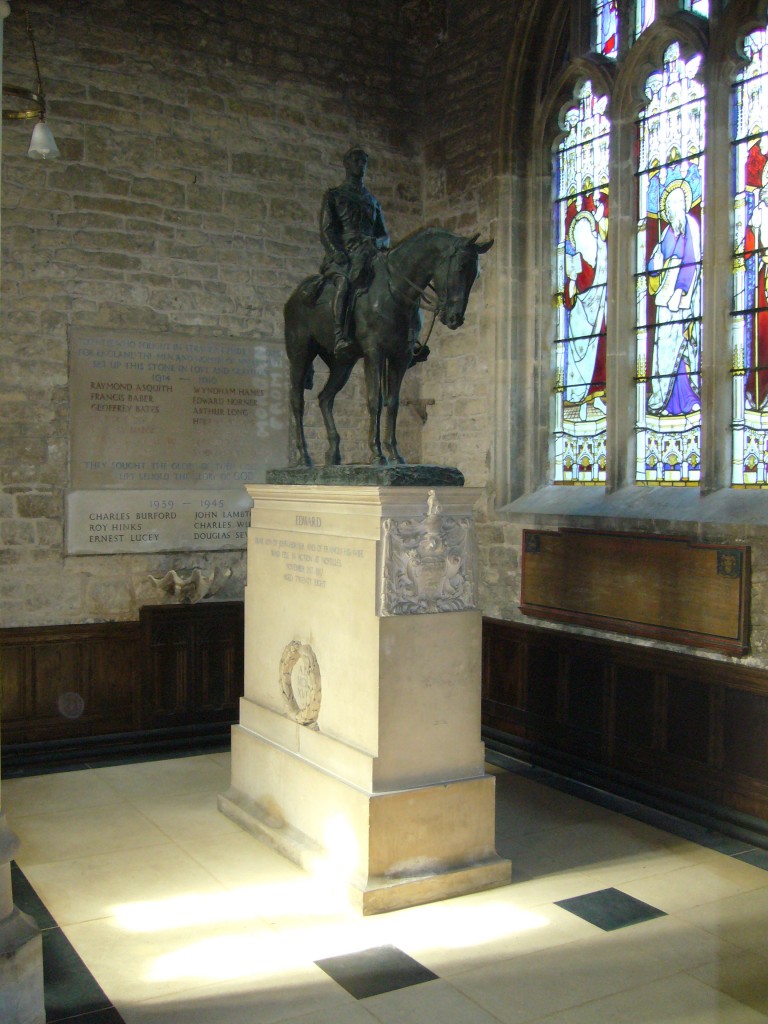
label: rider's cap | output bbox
[343,145,368,163]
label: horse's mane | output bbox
[388,226,459,257]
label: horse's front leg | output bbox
[363,354,386,465]
[318,359,354,466]
[382,357,409,464]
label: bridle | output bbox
[384,238,471,353]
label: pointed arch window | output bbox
[732,25,768,485]
[515,2,768,507]
[553,80,610,484]
[681,0,709,16]
[635,42,705,484]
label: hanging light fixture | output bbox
[2,3,59,160]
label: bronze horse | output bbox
[283,227,493,467]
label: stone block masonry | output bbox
[0,0,426,627]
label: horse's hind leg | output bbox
[318,360,354,466]
[289,351,313,467]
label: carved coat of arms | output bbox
[380,490,477,615]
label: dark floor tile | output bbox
[685,830,756,856]
[315,944,438,1000]
[556,887,666,931]
[11,862,58,931]
[733,848,768,871]
[42,926,113,1023]
[54,1009,125,1024]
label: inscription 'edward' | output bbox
[295,515,321,527]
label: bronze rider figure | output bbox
[319,147,390,361]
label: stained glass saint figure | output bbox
[636,42,705,484]
[593,1,618,58]
[732,26,768,485]
[554,81,610,483]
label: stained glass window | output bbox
[681,0,709,16]
[636,0,655,38]
[732,26,768,485]
[636,42,705,484]
[593,1,619,58]
[553,81,610,484]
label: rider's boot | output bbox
[332,281,356,361]
[333,327,356,362]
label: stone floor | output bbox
[4,749,768,1023]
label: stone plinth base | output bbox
[221,484,510,913]
[219,725,510,914]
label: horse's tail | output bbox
[284,286,318,392]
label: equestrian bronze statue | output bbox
[284,151,493,468]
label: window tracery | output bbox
[541,2,768,497]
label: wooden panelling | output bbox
[0,602,244,761]
[612,663,655,750]
[0,622,141,745]
[722,688,768,783]
[665,674,712,765]
[521,530,750,655]
[483,617,768,825]
[140,602,244,729]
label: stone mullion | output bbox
[699,58,733,493]
[605,101,638,491]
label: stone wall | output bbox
[6,0,767,677]
[0,0,426,626]
[412,0,768,674]
[417,0,538,617]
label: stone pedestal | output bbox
[219,484,511,914]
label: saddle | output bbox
[297,274,327,308]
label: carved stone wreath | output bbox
[279,641,322,726]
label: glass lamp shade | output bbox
[27,120,60,160]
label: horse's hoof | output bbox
[369,455,387,467]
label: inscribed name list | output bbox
[67,331,288,554]
[70,331,288,489]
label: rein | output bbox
[382,237,467,357]
[385,258,438,311]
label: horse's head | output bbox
[433,233,494,330]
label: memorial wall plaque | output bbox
[67,330,288,554]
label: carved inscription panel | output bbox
[67,330,288,554]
